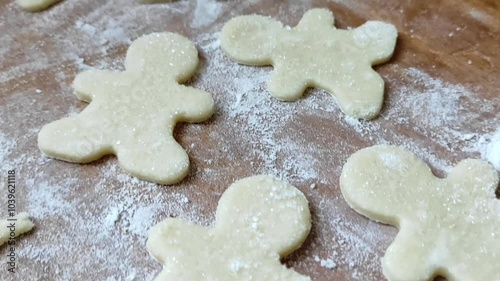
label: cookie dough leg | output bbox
[381,227,435,281]
[73,70,130,102]
[321,68,384,120]
[268,67,308,101]
[117,136,189,185]
[38,117,112,162]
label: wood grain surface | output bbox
[0,0,499,280]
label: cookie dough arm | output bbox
[174,86,215,123]
[318,67,384,119]
[354,21,398,65]
[38,117,112,163]
[147,219,213,280]
[147,218,206,263]
[73,70,130,102]
[446,159,499,198]
[220,15,281,65]
[116,133,189,185]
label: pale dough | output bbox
[17,0,61,12]
[147,175,312,281]
[0,212,35,246]
[340,145,500,281]
[221,8,397,120]
[38,33,214,185]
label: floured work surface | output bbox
[0,0,499,280]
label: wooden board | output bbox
[0,0,499,280]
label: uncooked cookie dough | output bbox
[38,32,215,185]
[17,0,61,12]
[147,175,312,280]
[0,212,35,246]
[221,8,397,120]
[340,145,500,281]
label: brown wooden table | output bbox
[1,0,498,280]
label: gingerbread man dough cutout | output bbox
[221,8,397,120]
[340,145,500,281]
[38,33,214,185]
[17,0,61,12]
[147,175,312,281]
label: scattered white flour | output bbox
[1,1,498,281]
[75,20,97,37]
[469,9,497,26]
[0,132,16,171]
[104,206,122,226]
[487,132,500,171]
[314,256,337,269]
[0,34,13,58]
[25,179,77,219]
[466,128,500,172]
[194,32,321,183]
[191,0,222,28]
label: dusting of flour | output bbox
[0,1,499,281]
[191,0,223,28]
[466,128,500,172]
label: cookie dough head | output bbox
[340,145,432,224]
[125,32,199,82]
[221,15,282,65]
[147,176,312,281]
[341,145,500,281]
[216,175,312,256]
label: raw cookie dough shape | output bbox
[38,32,215,185]
[220,8,397,120]
[340,145,500,281]
[147,175,312,281]
[0,213,35,246]
[17,0,61,12]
